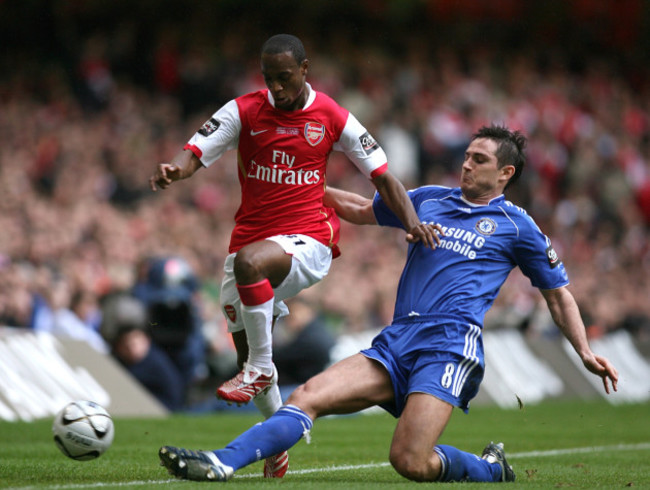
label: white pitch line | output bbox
[509,441,650,458]
[10,442,650,489]
[237,442,650,478]
[7,481,173,490]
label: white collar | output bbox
[459,193,504,207]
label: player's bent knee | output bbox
[233,249,264,281]
[233,243,289,285]
[389,451,439,482]
[285,383,320,419]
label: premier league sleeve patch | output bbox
[359,132,379,155]
[546,245,561,268]
[198,117,221,137]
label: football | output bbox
[52,401,115,461]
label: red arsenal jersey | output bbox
[185,85,388,254]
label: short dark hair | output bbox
[261,34,306,65]
[472,124,527,190]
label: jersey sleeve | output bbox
[372,185,444,229]
[184,100,241,167]
[514,214,570,290]
[372,188,418,230]
[333,113,388,179]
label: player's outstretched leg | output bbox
[159,446,234,482]
[434,442,515,482]
[159,405,311,481]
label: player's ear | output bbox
[499,164,515,182]
[300,59,309,76]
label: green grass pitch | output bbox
[1,400,648,489]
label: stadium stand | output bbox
[1,1,649,412]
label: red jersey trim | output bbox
[370,162,388,179]
[320,210,335,246]
[184,143,203,159]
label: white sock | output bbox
[241,298,274,374]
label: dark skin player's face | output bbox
[261,51,308,111]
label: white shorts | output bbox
[220,234,333,333]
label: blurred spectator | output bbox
[100,293,185,411]
[0,261,108,352]
[40,274,109,353]
[273,298,336,386]
[0,3,649,362]
[76,34,114,112]
[132,256,208,391]
[0,262,50,330]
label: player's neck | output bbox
[294,84,310,110]
[460,192,501,206]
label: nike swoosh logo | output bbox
[250,129,269,136]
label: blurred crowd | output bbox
[2,2,650,409]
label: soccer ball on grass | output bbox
[52,400,114,461]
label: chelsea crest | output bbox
[475,218,497,236]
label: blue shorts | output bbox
[361,317,484,416]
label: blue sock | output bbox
[212,405,313,470]
[435,445,501,482]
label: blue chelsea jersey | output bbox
[373,186,569,326]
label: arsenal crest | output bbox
[223,304,237,322]
[304,122,325,146]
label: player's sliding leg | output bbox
[159,405,311,481]
[391,392,514,482]
[435,443,515,482]
[481,442,516,482]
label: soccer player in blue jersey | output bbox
[158,124,619,483]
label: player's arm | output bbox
[149,149,203,191]
[150,100,241,191]
[540,286,618,394]
[334,113,438,249]
[323,187,376,225]
[371,171,439,249]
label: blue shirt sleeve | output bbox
[512,212,569,290]
[373,186,446,229]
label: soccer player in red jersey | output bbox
[149,34,438,478]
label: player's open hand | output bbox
[582,353,619,394]
[150,163,181,191]
[405,222,444,249]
